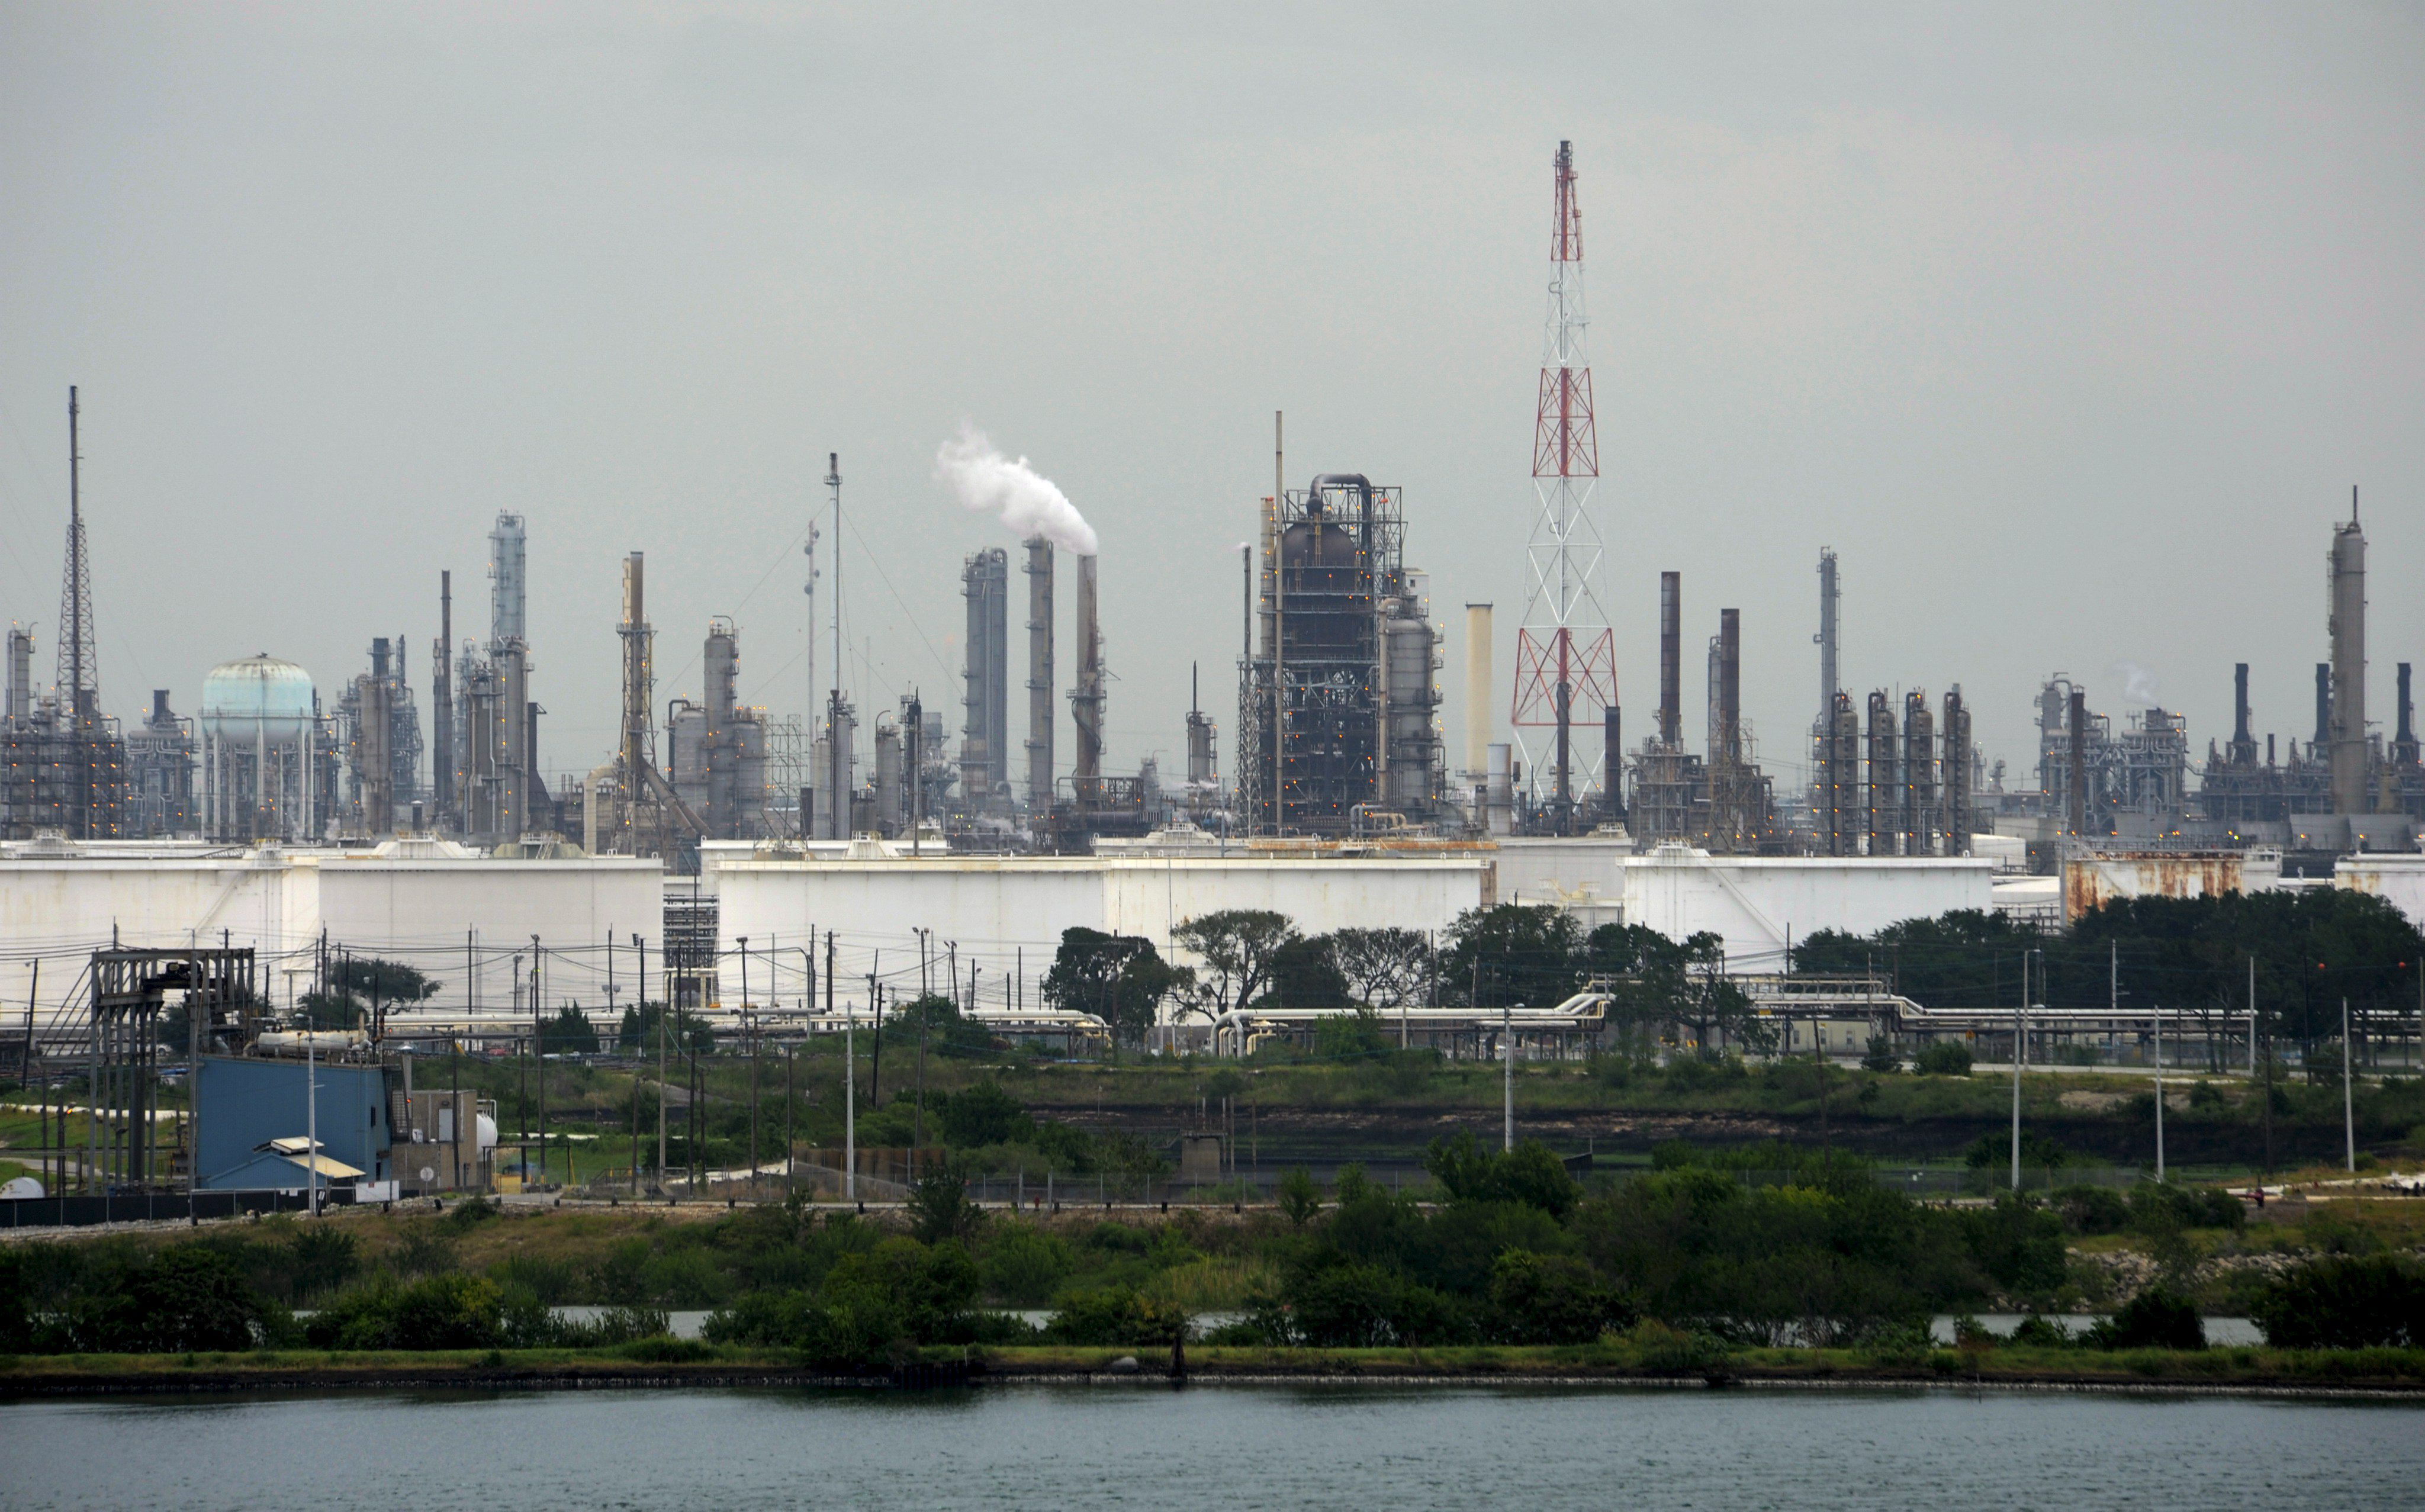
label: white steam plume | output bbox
[2109,660,2161,706]
[935,426,1098,556]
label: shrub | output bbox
[1045,1285,1177,1347]
[2250,1256,2425,1349]
[1487,1250,1629,1345]
[1421,1132,1579,1218]
[906,1162,986,1245]
[305,1273,505,1351]
[1861,1037,1903,1073]
[66,1247,272,1354]
[938,1082,1029,1147]
[980,1224,1075,1307]
[2088,1285,2204,1350]
[2053,1185,2131,1234]
[1914,1042,1973,1077]
[1277,1166,1321,1228]
[2007,1314,2072,1349]
[2130,1183,2244,1233]
[1623,1319,1728,1375]
[1960,1194,2068,1297]
[287,1226,362,1299]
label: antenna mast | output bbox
[1509,142,1617,833]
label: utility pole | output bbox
[2011,950,2026,1192]
[2154,1001,2165,1182]
[1502,994,1514,1153]
[532,935,545,1189]
[832,930,850,1201]
[2344,998,2357,1173]
[740,937,754,1180]
[642,934,662,1187]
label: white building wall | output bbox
[316,857,663,1011]
[1620,850,1996,964]
[710,857,1491,1014]
[2337,854,2425,931]
[0,844,663,1026]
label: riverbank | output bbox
[8,1340,2425,1398]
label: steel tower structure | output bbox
[1509,141,1616,830]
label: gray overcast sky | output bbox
[2,2,2419,799]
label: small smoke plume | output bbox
[2110,660,2161,706]
[934,426,1098,556]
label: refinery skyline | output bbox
[0,5,2418,793]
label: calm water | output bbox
[2,1384,2419,1510]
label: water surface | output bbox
[4,1384,2417,1510]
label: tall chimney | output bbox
[1025,536,1054,812]
[2397,662,2418,766]
[434,571,454,826]
[2329,492,2368,813]
[1657,571,1681,747]
[1464,603,1493,780]
[2231,661,2253,764]
[2314,662,2332,756]
[1717,609,1741,763]
[1816,548,1839,726]
[2067,687,2088,837]
[1070,553,1104,802]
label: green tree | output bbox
[1171,909,1298,1019]
[1421,1131,1581,1218]
[1445,905,1582,1008]
[66,1247,271,1353]
[938,1081,1029,1147]
[1488,1250,1629,1344]
[1313,1006,1391,1063]
[1277,1165,1322,1228]
[1332,926,1435,1012]
[906,1160,986,1245]
[1594,927,1771,1056]
[1042,928,1185,1048]
[540,1003,600,1056]
[883,993,1002,1057]
[2250,1256,2425,1349]
[1265,935,1350,1008]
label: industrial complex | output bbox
[2,142,2419,1205]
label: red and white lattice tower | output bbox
[1510,140,1616,827]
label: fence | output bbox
[1,1188,356,1229]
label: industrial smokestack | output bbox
[434,571,454,827]
[1464,603,1493,780]
[1603,704,1622,815]
[1025,537,1054,812]
[1816,548,1839,725]
[1071,553,1104,801]
[1658,572,1680,747]
[2398,662,2418,765]
[2314,662,2331,755]
[2329,491,2368,813]
[1717,609,1741,763]
[2232,662,2253,763]
[2067,687,2088,837]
